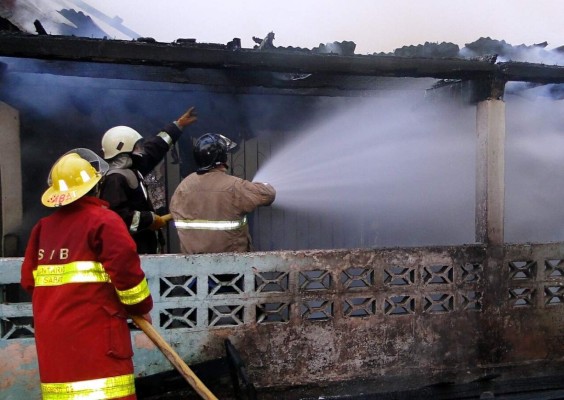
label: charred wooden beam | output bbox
[0,57,436,96]
[498,61,564,83]
[472,75,507,101]
[0,33,562,91]
[0,34,496,80]
[33,20,47,36]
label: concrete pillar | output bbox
[475,99,505,245]
[0,102,22,256]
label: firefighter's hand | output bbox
[149,214,168,230]
[140,313,152,325]
[176,107,197,128]
[131,313,152,327]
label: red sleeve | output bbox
[96,211,153,315]
[21,222,41,295]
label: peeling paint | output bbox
[2,244,564,395]
[0,341,39,390]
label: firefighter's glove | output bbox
[176,106,198,128]
[149,214,167,231]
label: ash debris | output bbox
[376,37,563,66]
[253,31,276,50]
[384,41,460,58]
[252,31,356,56]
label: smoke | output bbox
[508,47,564,66]
[0,63,199,251]
[460,42,564,66]
[0,0,78,35]
[254,83,564,248]
[2,55,563,252]
[254,91,477,247]
[505,90,564,243]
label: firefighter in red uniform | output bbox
[21,148,153,400]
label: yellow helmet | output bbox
[41,148,109,207]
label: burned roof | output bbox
[0,2,563,98]
[0,32,563,85]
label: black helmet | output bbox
[193,133,237,173]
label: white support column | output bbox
[475,99,505,245]
[0,102,22,256]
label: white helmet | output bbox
[101,126,143,160]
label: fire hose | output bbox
[131,315,218,400]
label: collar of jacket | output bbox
[108,153,133,170]
[210,164,228,173]
[63,196,110,210]
[197,164,228,175]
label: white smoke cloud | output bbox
[254,90,477,247]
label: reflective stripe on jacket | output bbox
[33,261,150,306]
[41,373,135,400]
[175,216,247,231]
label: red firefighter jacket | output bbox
[170,165,276,254]
[21,196,153,400]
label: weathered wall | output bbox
[1,244,563,398]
